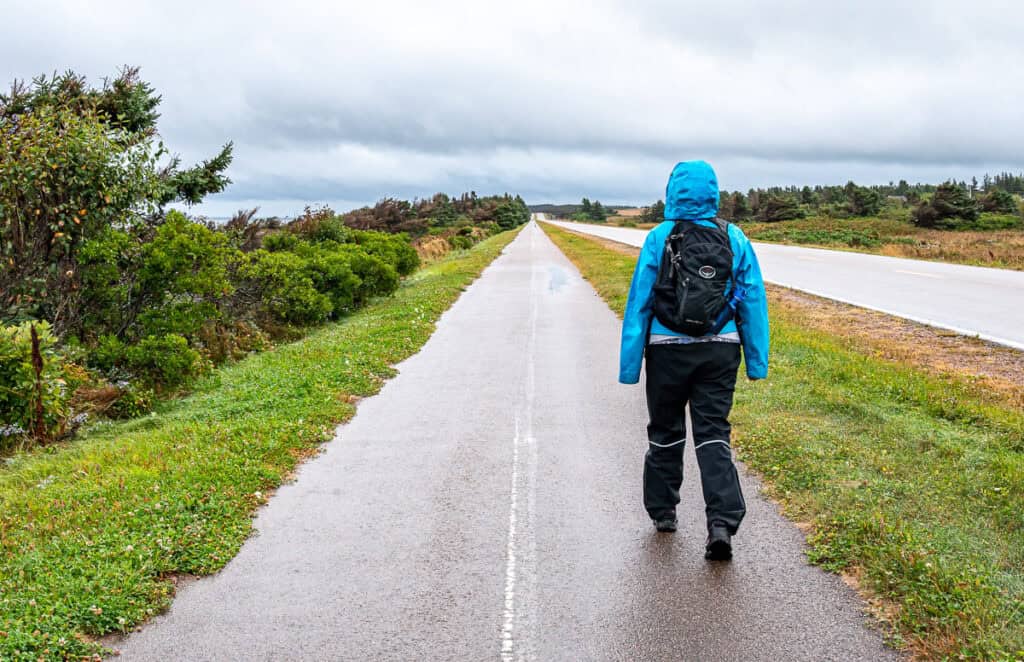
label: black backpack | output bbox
[652,219,734,336]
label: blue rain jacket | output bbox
[619,161,770,383]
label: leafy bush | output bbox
[0,322,75,446]
[91,333,203,391]
[347,229,420,276]
[136,211,239,337]
[105,383,154,419]
[449,235,474,250]
[241,251,334,326]
[300,247,361,313]
[0,69,233,334]
[335,246,399,303]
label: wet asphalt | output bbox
[112,222,899,661]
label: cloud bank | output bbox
[3,0,1023,214]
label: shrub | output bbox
[347,229,420,276]
[335,245,400,304]
[913,182,980,229]
[241,251,333,326]
[301,248,361,314]
[449,235,474,250]
[757,195,805,222]
[136,211,239,338]
[979,189,1018,214]
[0,69,232,334]
[0,321,74,445]
[124,334,203,391]
[105,383,154,419]
[195,320,269,364]
[846,183,883,217]
[91,333,203,391]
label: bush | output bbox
[963,213,1023,231]
[0,321,75,445]
[846,183,883,217]
[301,248,361,313]
[912,182,980,229]
[91,333,203,392]
[241,251,333,326]
[347,229,420,276]
[136,211,239,338]
[980,189,1018,214]
[757,195,805,222]
[0,69,232,334]
[448,235,474,250]
[335,246,400,304]
[105,383,154,419]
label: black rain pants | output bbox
[643,342,746,534]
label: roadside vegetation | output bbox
[547,175,1024,269]
[0,69,529,454]
[540,222,1024,661]
[0,229,519,660]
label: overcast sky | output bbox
[4,0,1023,215]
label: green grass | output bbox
[541,222,1024,660]
[0,230,519,660]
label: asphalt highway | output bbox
[544,218,1024,350]
[113,222,897,661]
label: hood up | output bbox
[664,160,719,220]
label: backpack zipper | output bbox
[676,276,690,320]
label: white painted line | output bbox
[501,225,540,662]
[500,415,520,662]
[893,269,943,279]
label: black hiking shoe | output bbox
[653,513,677,533]
[705,523,732,560]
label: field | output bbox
[540,222,1024,660]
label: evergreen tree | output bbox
[732,192,751,220]
[641,200,665,223]
[912,182,980,229]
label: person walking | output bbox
[619,160,769,560]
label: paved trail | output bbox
[114,222,897,661]
[545,218,1024,350]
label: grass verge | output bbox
[0,229,519,661]
[541,222,1024,660]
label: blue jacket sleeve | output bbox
[618,230,661,384]
[731,228,770,379]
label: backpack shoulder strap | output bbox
[665,220,688,243]
[712,217,729,234]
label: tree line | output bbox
[630,178,1022,229]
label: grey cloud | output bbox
[2,0,1023,214]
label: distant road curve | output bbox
[540,217,1024,351]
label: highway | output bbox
[543,218,1024,351]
